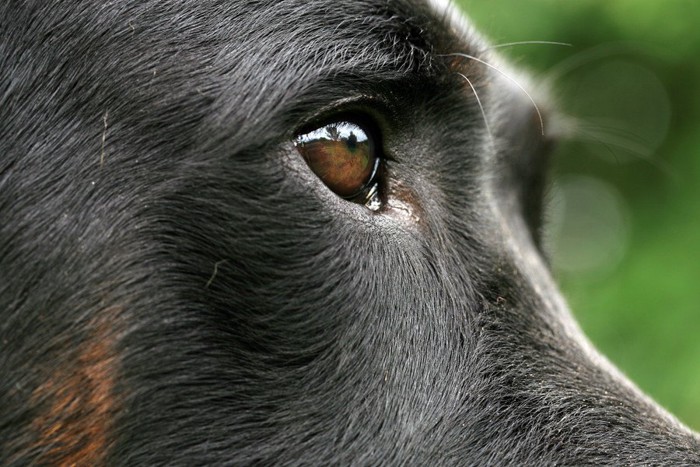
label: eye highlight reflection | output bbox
[294,120,381,208]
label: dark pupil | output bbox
[295,122,375,199]
[346,132,357,150]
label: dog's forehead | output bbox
[212,0,488,141]
[300,0,484,70]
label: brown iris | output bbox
[294,121,378,199]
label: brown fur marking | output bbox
[31,314,120,466]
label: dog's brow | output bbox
[210,2,489,128]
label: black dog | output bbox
[1,0,698,464]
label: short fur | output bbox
[1,0,698,464]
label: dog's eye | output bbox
[294,120,381,208]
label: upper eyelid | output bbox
[289,92,394,136]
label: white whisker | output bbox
[566,118,675,178]
[545,42,641,85]
[456,72,493,144]
[485,40,572,51]
[444,52,545,136]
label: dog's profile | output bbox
[1,0,698,464]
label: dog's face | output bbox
[2,0,699,464]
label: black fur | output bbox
[1,0,698,464]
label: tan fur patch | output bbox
[31,313,120,466]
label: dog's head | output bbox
[1,0,698,464]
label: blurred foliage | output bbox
[458,0,700,429]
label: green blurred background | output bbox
[458,0,700,429]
